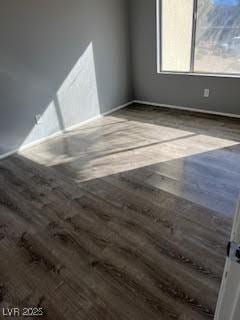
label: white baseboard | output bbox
[133,100,240,119]
[2,99,237,161]
[0,101,133,161]
[0,149,19,161]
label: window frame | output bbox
[156,0,240,78]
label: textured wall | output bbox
[129,0,240,115]
[0,0,132,155]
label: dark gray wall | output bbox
[0,0,132,155]
[130,0,240,116]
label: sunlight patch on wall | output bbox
[22,42,100,147]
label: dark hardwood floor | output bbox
[0,103,240,319]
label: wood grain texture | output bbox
[0,103,240,319]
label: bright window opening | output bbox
[158,0,240,76]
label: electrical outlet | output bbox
[204,88,210,98]
[35,114,43,124]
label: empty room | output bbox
[1,0,240,319]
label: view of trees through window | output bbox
[160,0,240,75]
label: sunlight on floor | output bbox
[20,114,239,182]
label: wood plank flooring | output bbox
[0,103,240,319]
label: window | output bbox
[157,0,240,76]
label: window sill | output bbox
[157,71,240,79]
